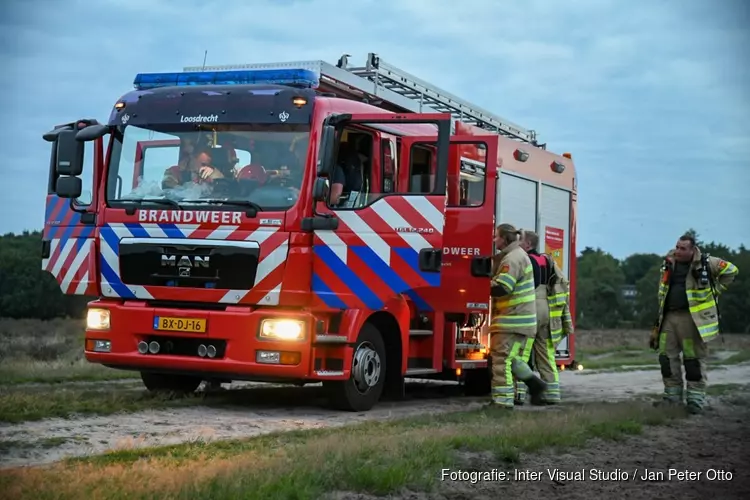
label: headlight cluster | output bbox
[259,319,305,340]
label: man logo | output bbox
[160,255,210,268]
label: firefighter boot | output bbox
[511,358,548,406]
[524,375,548,406]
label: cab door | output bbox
[41,121,101,297]
[435,135,498,313]
[310,113,451,313]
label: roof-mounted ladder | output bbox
[183,51,538,145]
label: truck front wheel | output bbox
[140,371,202,394]
[324,323,386,412]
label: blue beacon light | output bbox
[132,68,321,91]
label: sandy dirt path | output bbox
[2,362,749,470]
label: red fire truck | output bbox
[41,52,577,411]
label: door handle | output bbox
[471,256,493,277]
[418,248,442,273]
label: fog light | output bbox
[259,319,305,340]
[257,351,281,364]
[85,339,111,352]
[256,350,300,365]
[87,308,110,331]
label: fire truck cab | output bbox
[41,52,577,411]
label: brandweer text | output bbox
[138,210,242,224]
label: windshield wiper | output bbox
[182,199,263,211]
[181,199,263,217]
[121,198,182,208]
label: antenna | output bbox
[201,50,208,71]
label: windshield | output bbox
[106,124,310,211]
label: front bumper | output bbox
[83,300,336,380]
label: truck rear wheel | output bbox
[140,371,202,394]
[324,323,386,412]
[463,357,492,396]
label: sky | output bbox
[1,0,748,259]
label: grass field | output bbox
[574,328,750,371]
[0,318,137,385]
[0,398,689,500]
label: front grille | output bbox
[119,240,259,289]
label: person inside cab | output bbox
[329,139,367,208]
[264,133,307,190]
[161,142,225,190]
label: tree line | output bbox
[0,229,747,332]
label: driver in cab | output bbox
[161,142,225,189]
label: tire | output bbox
[324,323,386,412]
[140,371,202,394]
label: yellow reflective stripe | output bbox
[718,262,738,276]
[493,273,516,291]
[513,278,535,294]
[547,293,568,307]
[491,314,537,329]
[507,294,535,306]
[687,288,712,301]
[683,339,695,358]
[697,322,719,338]
[659,330,668,354]
[689,300,715,314]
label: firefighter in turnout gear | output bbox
[488,223,548,408]
[514,230,574,405]
[652,234,739,414]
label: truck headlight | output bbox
[259,319,305,340]
[87,308,111,331]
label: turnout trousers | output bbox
[659,310,709,409]
[490,331,535,408]
[516,287,561,404]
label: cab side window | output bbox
[408,144,436,194]
[455,155,486,207]
[326,128,378,209]
[381,138,397,193]
[74,140,95,206]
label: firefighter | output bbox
[487,223,548,408]
[514,230,574,405]
[650,233,739,414]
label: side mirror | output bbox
[316,125,336,178]
[55,130,84,176]
[55,176,83,199]
[76,124,109,142]
[312,177,329,202]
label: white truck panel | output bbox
[496,172,537,232]
[494,172,574,362]
[539,184,571,278]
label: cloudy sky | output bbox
[2,0,748,258]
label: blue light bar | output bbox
[133,68,320,91]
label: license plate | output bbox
[153,316,207,333]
